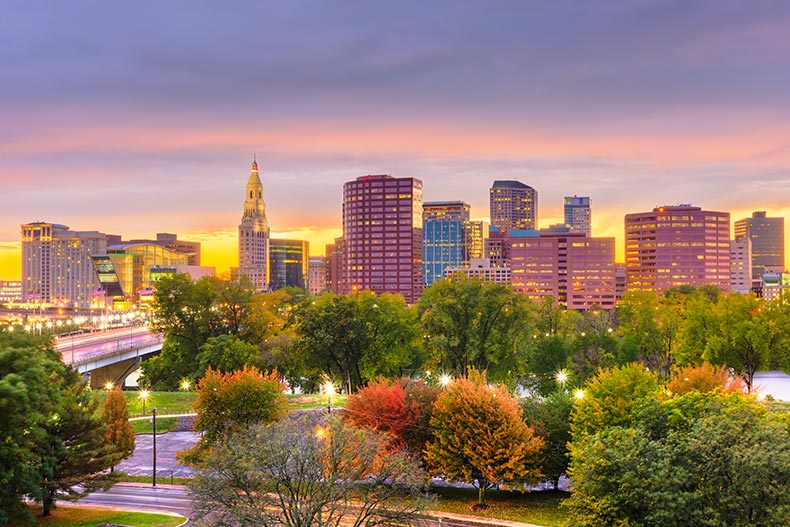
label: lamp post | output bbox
[152,408,157,487]
[140,389,149,416]
[325,381,335,414]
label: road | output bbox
[77,483,194,517]
[78,483,545,527]
[54,325,160,365]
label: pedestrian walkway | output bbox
[117,431,198,479]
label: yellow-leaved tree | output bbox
[425,369,544,508]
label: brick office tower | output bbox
[625,205,730,294]
[342,175,423,303]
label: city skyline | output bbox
[2,1,790,280]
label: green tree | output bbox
[142,274,257,389]
[570,364,660,442]
[682,293,782,391]
[34,367,124,516]
[190,415,430,527]
[291,291,420,393]
[0,332,61,525]
[418,277,533,382]
[521,391,574,490]
[566,392,790,527]
[182,366,288,463]
[101,387,135,471]
[617,291,685,377]
[196,334,259,374]
[425,370,544,507]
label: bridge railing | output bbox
[68,336,165,367]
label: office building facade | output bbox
[21,222,107,310]
[509,232,616,309]
[269,239,309,291]
[734,211,785,281]
[564,196,592,236]
[730,237,753,294]
[625,205,731,294]
[342,175,423,303]
[308,257,328,295]
[234,159,270,291]
[490,180,538,232]
[422,201,470,286]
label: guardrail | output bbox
[67,336,165,366]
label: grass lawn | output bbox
[286,392,347,410]
[121,475,192,486]
[9,506,184,527]
[130,416,180,434]
[93,390,197,417]
[430,486,570,527]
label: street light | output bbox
[104,381,114,391]
[180,379,191,391]
[324,381,335,414]
[140,389,150,415]
[555,370,569,387]
[574,389,585,400]
[439,374,452,388]
[152,408,157,487]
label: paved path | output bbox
[118,431,199,479]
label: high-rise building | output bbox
[734,211,785,281]
[0,280,22,306]
[445,258,511,284]
[308,257,328,295]
[625,205,731,294]
[233,159,270,291]
[467,220,489,260]
[269,239,309,291]
[730,237,753,294]
[509,231,616,309]
[21,222,107,309]
[490,180,538,232]
[325,237,345,294]
[422,201,470,286]
[342,175,423,303]
[154,233,201,266]
[564,196,592,236]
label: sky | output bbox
[2,0,790,280]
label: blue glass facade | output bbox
[422,201,470,286]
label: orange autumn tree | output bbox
[101,388,135,469]
[425,370,544,508]
[665,362,746,398]
[181,366,288,464]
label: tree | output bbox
[566,392,790,527]
[0,332,62,525]
[182,366,288,463]
[680,293,783,391]
[190,415,430,527]
[291,292,420,393]
[425,370,544,507]
[34,367,124,516]
[418,277,534,382]
[522,391,574,490]
[196,334,259,374]
[570,364,659,442]
[617,291,685,377]
[142,274,257,389]
[664,362,745,397]
[344,377,439,455]
[101,387,135,470]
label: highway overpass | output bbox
[55,325,164,388]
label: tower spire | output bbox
[252,154,258,172]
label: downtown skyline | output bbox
[2,1,790,280]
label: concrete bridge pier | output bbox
[87,357,141,389]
